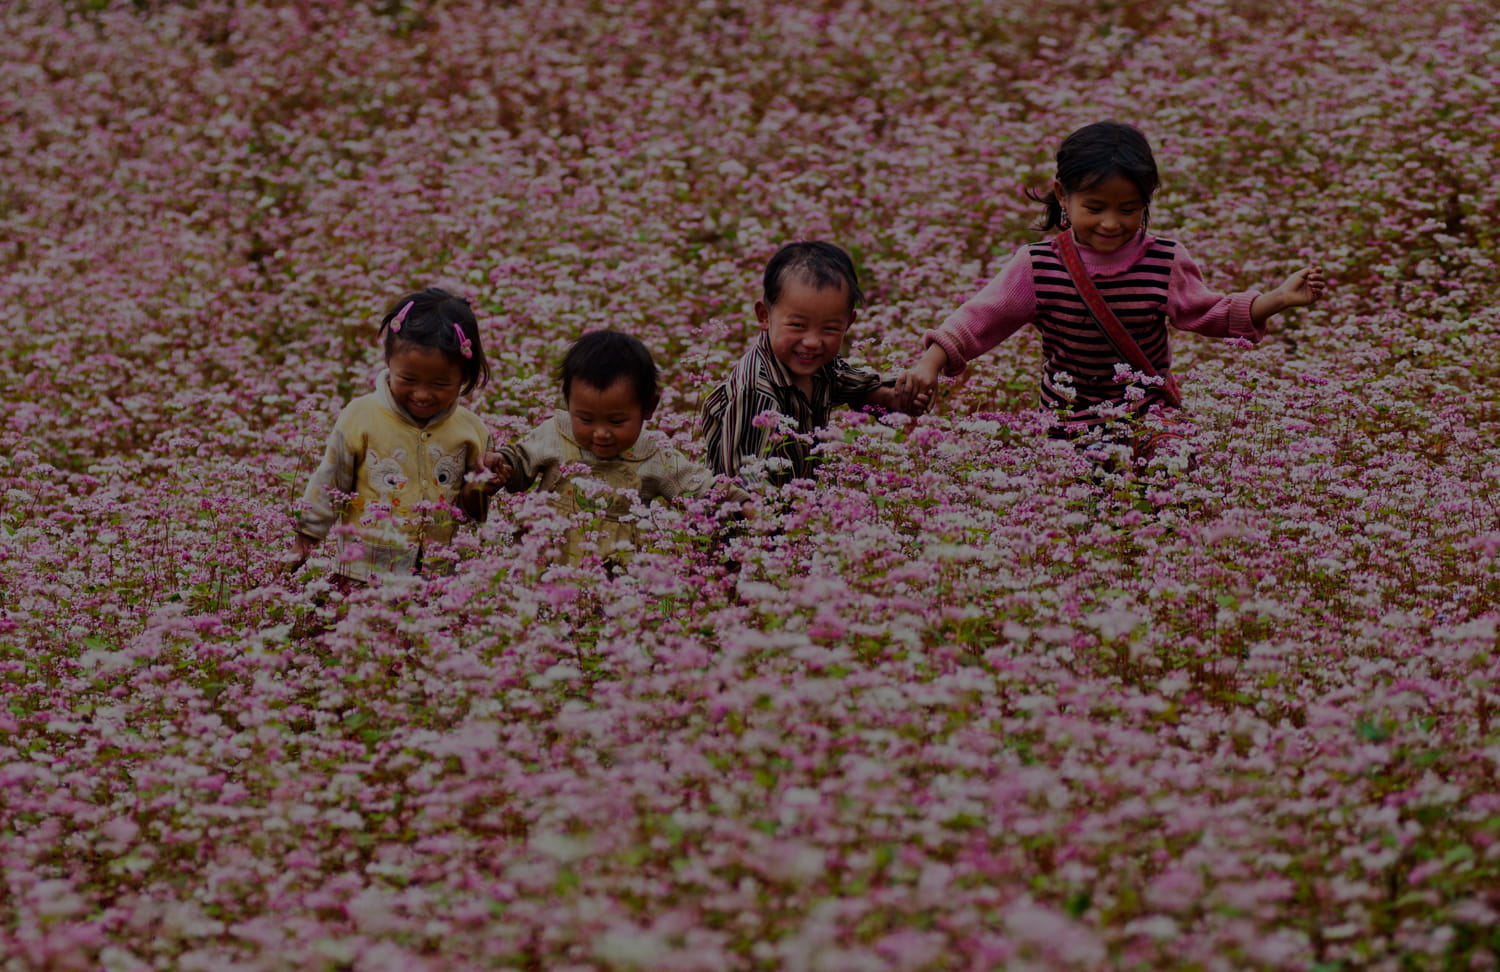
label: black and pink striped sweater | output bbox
[924,231,1262,414]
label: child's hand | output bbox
[896,373,935,416]
[1275,265,1327,309]
[901,345,949,414]
[865,383,904,413]
[479,452,513,494]
[286,533,318,573]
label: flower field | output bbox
[3,0,1500,967]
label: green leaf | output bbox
[1442,844,1475,865]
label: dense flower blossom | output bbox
[2,0,1499,968]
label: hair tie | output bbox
[390,300,414,333]
[453,322,473,358]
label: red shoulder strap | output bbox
[1055,229,1182,408]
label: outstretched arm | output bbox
[895,248,1036,414]
[1251,266,1327,327]
[864,379,934,416]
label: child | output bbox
[294,287,494,581]
[700,240,930,484]
[904,120,1325,448]
[486,330,749,565]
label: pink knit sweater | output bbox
[924,231,1262,411]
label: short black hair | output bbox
[1031,120,1161,231]
[762,241,864,315]
[560,330,659,409]
[378,287,490,394]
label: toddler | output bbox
[294,287,493,581]
[487,330,749,565]
[701,241,930,484]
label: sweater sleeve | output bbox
[647,446,753,505]
[923,246,1038,377]
[828,357,884,407]
[495,420,554,492]
[1166,242,1263,342]
[295,408,360,541]
[457,427,495,524]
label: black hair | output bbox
[378,287,491,395]
[560,330,659,410]
[762,240,864,315]
[1029,121,1161,231]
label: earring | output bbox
[1060,213,1071,229]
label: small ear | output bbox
[754,300,770,329]
[1052,179,1067,205]
[642,393,661,421]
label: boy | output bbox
[700,241,928,484]
[485,330,749,564]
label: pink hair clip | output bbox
[453,322,473,358]
[390,300,414,333]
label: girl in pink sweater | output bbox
[905,121,1324,444]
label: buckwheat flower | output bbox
[1124,914,1181,941]
[594,925,673,967]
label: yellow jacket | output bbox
[297,371,491,580]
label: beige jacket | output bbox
[297,371,490,580]
[498,411,748,563]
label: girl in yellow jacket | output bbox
[294,288,494,582]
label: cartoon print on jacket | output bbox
[366,447,409,500]
[430,445,468,492]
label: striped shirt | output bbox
[700,331,883,484]
[924,232,1261,415]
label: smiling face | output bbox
[1056,174,1146,253]
[566,376,655,460]
[387,342,464,425]
[757,274,855,394]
